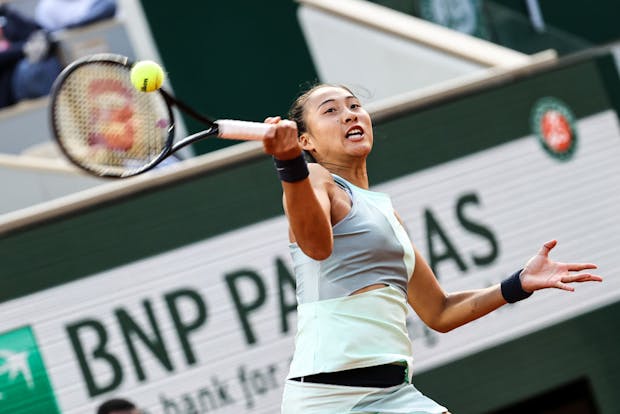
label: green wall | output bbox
[138,0,318,154]
[371,0,620,55]
[492,0,620,45]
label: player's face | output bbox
[301,86,373,162]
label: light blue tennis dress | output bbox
[282,175,447,414]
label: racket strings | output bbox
[52,62,172,176]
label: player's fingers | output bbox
[265,120,301,160]
[566,263,598,271]
[262,139,274,155]
[278,119,297,130]
[274,120,298,142]
[562,273,603,283]
[264,124,276,139]
[538,239,557,256]
[264,116,281,124]
[554,281,575,292]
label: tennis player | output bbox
[262,84,602,414]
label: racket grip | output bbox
[216,119,274,141]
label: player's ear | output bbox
[299,133,315,152]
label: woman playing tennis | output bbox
[262,84,602,414]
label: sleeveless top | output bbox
[287,174,416,381]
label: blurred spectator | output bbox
[0,0,117,109]
[35,0,116,31]
[0,4,42,107]
[96,397,140,414]
[12,26,63,103]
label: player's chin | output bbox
[345,142,372,157]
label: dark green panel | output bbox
[369,58,611,183]
[0,156,283,303]
[369,0,595,55]
[415,301,620,413]
[138,0,318,154]
[492,0,620,45]
[595,54,620,119]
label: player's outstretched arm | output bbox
[408,240,602,333]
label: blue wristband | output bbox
[501,269,532,303]
[273,154,309,183]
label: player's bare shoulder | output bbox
[307,163,344,198]
[307,162,334,188]
[308,163,350,218]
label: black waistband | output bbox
[290,363,406,388]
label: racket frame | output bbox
[50,53,206,178]
[50,53,270,178]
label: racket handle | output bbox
[216,119,274,141]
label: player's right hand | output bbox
[262,116,303,160]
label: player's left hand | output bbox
[520,240,603,292]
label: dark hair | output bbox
[97,398,136,414]
[288,83,356,163]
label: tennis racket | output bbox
[49,53,274,178]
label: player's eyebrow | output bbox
[317,95,356,109]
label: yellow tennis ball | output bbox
[130,60,165,92]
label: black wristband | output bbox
[273,154,309,183]
[501,269,532,303]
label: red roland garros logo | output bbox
[530,97,578,161]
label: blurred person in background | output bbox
[0,3,41,107]
[35,0,116,31]
[0,0,116,109]
[97,397,140,414]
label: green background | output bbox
[138,0,318,155]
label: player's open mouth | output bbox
[346,126,365,140]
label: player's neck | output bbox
[323,161,369,189]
